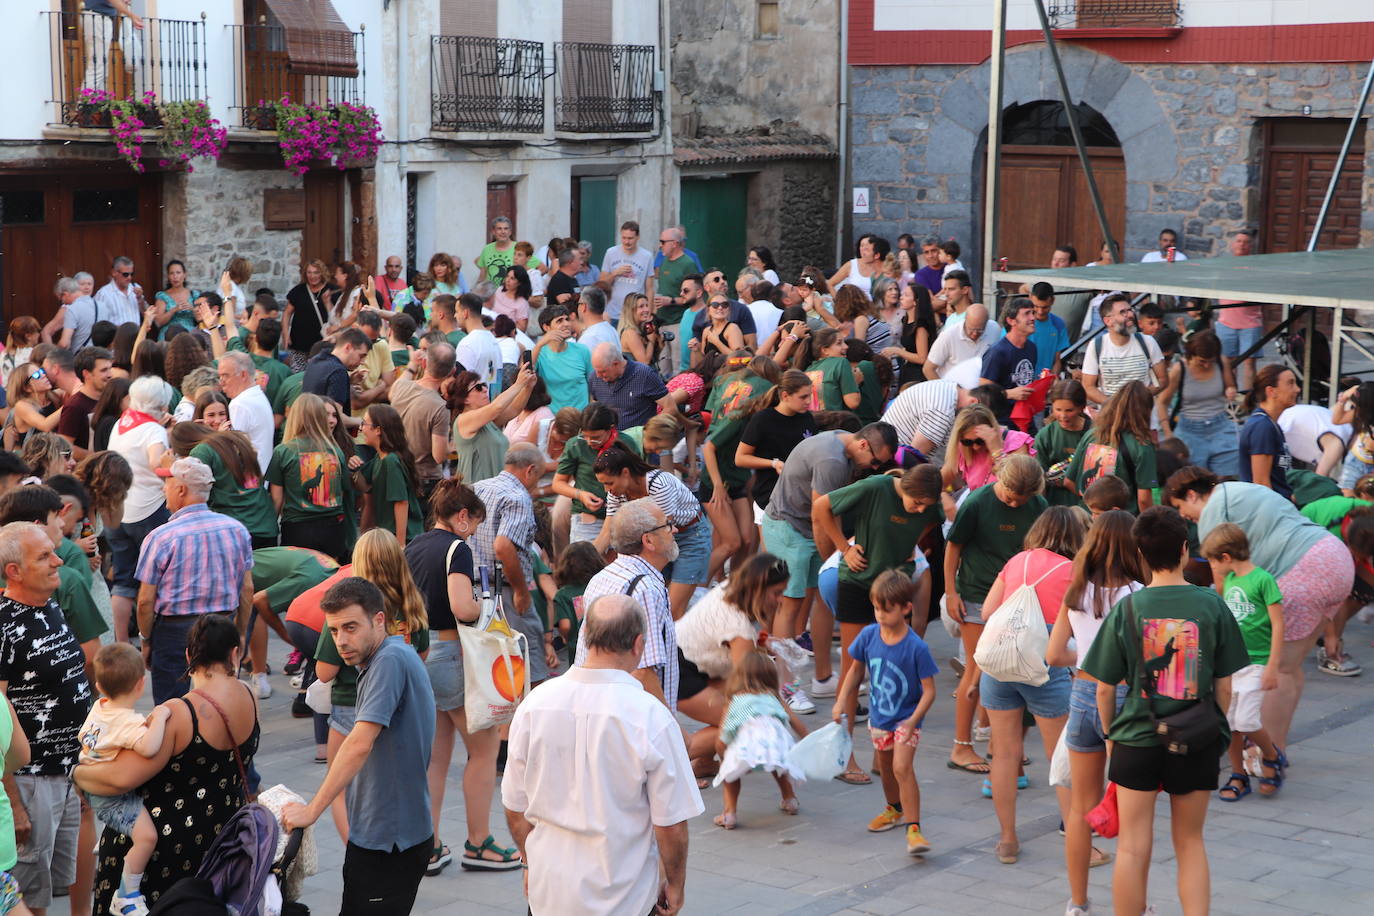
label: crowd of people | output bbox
[0,220,1363,916]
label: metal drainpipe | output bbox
[835,0,850,271]
[397,0,409,178]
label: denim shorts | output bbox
[1215,322,1263,360]
[1341,450,1374,490]
[760,514,819,599]
[1175,415,1239,478]
[1064,677,1128,753]
[669,515,712,587]
[424,636,464,712]
[84,790,142,837]
[569,516,603,545]
[329,702,357,736]
[979,666,1071,718]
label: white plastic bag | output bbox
[973,556,1068,686]
[786,716,852,781]
[304,677,333,715]
[1049,726,1072,788]
[939,594,961,639]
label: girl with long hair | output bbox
[696,295,745,365]
[832,285,886,352]
[268,393,350,561]
[164,331,209,394]
[1157,329,1238,476]
[942,403,1035,492]
[1066,380,1158,513]
[550,402,626,545]
[493,265,532,332]
[1332,381,1374,495]
[324,261,363,335]
[4,362,63,449]
[186,424,279,549]
[355,404,425,546]
[804,327,860,411]
[1238,364,1300,498]
[1048,509,1148,910]
[618,293,662,367]
[737,370,817,516]
[428,251,463,296]
[89,376,132,453]
[192,389,231,430]
[76,450,133,533]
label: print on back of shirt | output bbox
[299,450,341,508]
[1079,443,1120,489]
[1142,618,1199,701]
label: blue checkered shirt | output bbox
[587,359,668,429]
[470,471,537,586]
[575,555,678,710]
[135,503,253,617]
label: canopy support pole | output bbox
[1032,0,1120,266]
[981,0,1007,305]
[1314,57,1374,404]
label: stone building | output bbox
[846,0,1374,283]
[670,0,841,279]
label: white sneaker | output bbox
[110,891,150,916]
[782,681,816,714]
[809,674,838,697]
[289,673,304,690]
[973,725,991,743]
[253,672,272,699]
[1065,900,1091,916]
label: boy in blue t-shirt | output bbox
[833,570,939,856]
[1201,523,1286,801]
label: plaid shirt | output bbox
[587,360,668,429]
[135,502,253,617]
[575,555,678,711]
[471,471,537,586]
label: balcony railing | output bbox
[228,23,365,130]
[46,12,207,127]
[554,42,655,133]
[430,36,545,133]
[1046,0,1182,29]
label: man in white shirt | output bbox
[925,303,993,380]
[1080,293,1167,406]
[93,255,144,326]
[599,220,654,320]
[575,288,622,354]
[503,592,703,916]
[453,292,504,395]
[217,351,275,473]
[1140,228,1188,263]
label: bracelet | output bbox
[787,334,799,342]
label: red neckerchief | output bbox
[594,429,619,455]
[116,409,158,435]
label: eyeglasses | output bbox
[471,382,487,392]
[28,368,45,382]
[645,522,671,535]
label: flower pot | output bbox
[247,107,277,131]
[74,107,112,129]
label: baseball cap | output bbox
[155,456,215,489]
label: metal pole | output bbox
[1032,0,1120,264]
[981,0,1007,303]
[835,0,850,272]
[1308,58,1374,252]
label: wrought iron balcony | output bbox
[46,11,207,127]
[430,36,546,133]
[1046,0,1182,29]
[228,22,365,130]
[554,42,656,134]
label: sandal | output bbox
[835,767,872,785]
[779,797,800,815]
[425,844,452,877]
[1218,772,1251,802]
[1089,846,1113,868]
[695,777,712,790]
[713,812,737,830]
[995,840,1020,864]
[1258,758,1285,796]
[460,835,521,871]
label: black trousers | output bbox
[340,836,432,916]
[281,516,349,564]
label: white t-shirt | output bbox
[577,320,621,357]
[1067,581,1144,667]
[599,246,654,320]
[926,322,992,376]
[108,416,169,525]
[1278,404,1352,465]
[747,301,781,347]
[1081,332,1163,397]
[674,584,757,679]
[497,336,522,366]
[230,384,275,476]
[455,328,503,389]
[1141,250,1188,263]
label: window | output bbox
[757,1,780,39]
[0,191,44,225]
[1002,101,1120,148]
[72,188,139,223]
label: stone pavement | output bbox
[54,622,1374,916]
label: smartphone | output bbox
[519,350,532,367]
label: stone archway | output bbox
[930,42,1180,271]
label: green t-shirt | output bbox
[58,565,107,643]
[1034,419,1091,508]
[57,537,92,587]
[557,434,642,517]
[366,453,425,542]
[0,696,12,870]
[947,483,1048,603]
[250,353,294,408]
[703,373,774,496]
[477,241,516,283]
[454,421,509,486]
[390,346,410,369]
[266,439,346,523]
[1081,584,1250,747]
[446,329,467,348]
[1301,495,1372,538]
[828,474,941,587]
[531,553,552,630]
[1221,567,1282,665]
[250,547,339,615]
[272,372,305,426]
[190,442,280,540]
[853,360,884,426]
[806,356,858,412]
[653,254,697,326]
[1066,429,1157,513]
[552,583,586,655]
[1287,467,1342,508]
[316,619,430,708]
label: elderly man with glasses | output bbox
[94,256,144,327]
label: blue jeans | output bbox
[1341,450,1374,490]
[1216,323,1263,360]
[979,666,1072,718]
[1175,414,1239,478]
[669,515,712,587]
[106,505,170,598]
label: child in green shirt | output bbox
[1201,523,1285,801]
[804,328,859,411]
[1035,379,1091,507]
[551,542,604,668]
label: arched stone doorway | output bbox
[994,100,1126,270]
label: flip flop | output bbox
[946,758,991,774]
[835,768,873,785]
[713,812,737,830]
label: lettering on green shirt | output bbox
[1221,567,1282,665]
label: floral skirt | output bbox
[1276,534,1354,641]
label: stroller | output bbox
[149,803,307,916]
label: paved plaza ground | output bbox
[54,621,1374,915]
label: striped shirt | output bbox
[575,555,678,711]
[1082,333,1163,398]
[135,503,253,617]
[881,380,959,460]
[470,471,538,584]
[605,470,700,527]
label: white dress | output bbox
[712,692,804,785]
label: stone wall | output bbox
[176,158,303,296]
[849,43,1374,276]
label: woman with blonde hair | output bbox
[618,293,662,367]
[21,430,75,480]
[267,393,350,561]
[4,362,63,449]
[284,258,332,367]
[942,403,1035,492]
[1066,380,1158,513]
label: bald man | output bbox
[925,303,995,380]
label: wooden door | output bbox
[486,182,517,238]
[1263,120,1365,253]
[680,175,749,279]
[575,177,617,269]
[996,146,1125,270]
[303,169,344,270]
[0,171,162,325]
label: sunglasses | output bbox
[118,271,134,278]
[471,382,487,392]
[28,368,46,382]
[709,302,730,309]
[960,438,983,447]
